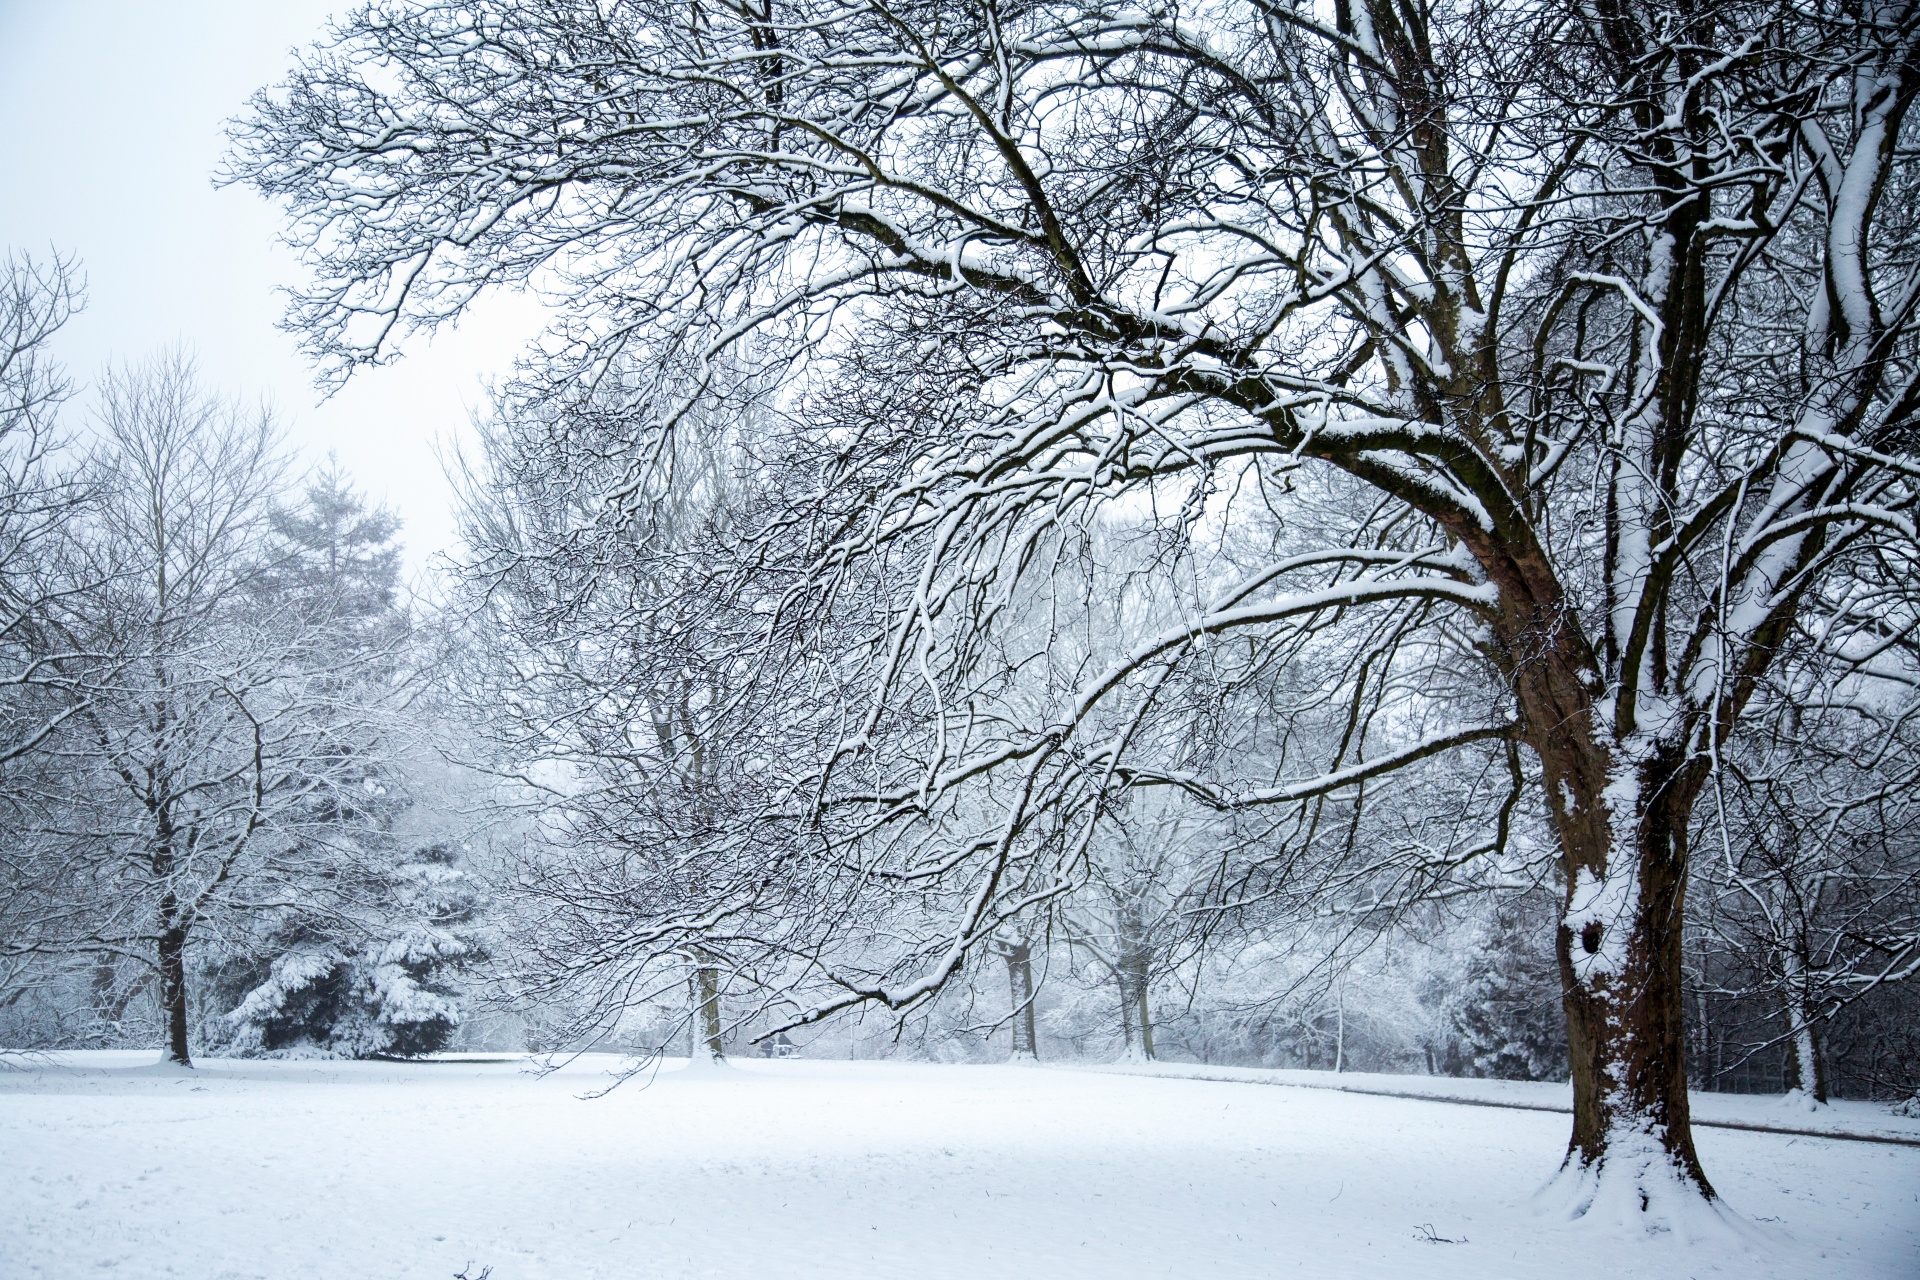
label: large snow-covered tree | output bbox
[232,0,1920,1217]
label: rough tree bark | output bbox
[156,899,191,1067]
[1554,754,1712,1196]
[1482,573,1717,1199]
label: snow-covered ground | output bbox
[2,1053,1914,1280]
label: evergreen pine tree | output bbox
[202,462,481,1058]
[1447,901,1569,1082]
[258,456,403,638]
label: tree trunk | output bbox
[1132,972,1154,1062]
[1485,559,1718,1215]
[1120,945,1154,1062]
[1781,947,1827,1106]
[1333,979,1345,1074]
[156,905,191,1067]
[1004,941,1037,1061]
[1693,987,1711,1090]
[89,956,119,1043]
[691,965,724,1064]
[1547,747,1715,1213]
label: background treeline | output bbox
[0,246,1913,1103]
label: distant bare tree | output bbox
[446,360,795,1061]
[1691,622,1920,1106]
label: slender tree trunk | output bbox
[691,965,724,1064]
[1693,987,1711,1089]
[1004,941,1037,1061]
[1111,900,1154,1063]
[89,956,119,1042]
[1781,947,1827,1106]
[1120,946,1154,1062]
[156,898,191,1067]
[1333,979,1345,1074]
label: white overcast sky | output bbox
[0,0,548,572]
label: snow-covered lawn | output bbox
[2,1053,1914,1280]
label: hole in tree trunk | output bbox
[1580,923,1602,955]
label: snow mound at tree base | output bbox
[1536,1141,1760,1247]
[1776,1088,1828,1113]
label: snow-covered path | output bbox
[1090,1060,1920,1145]
[2,1054,1914,1279]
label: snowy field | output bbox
[2,1054,1915,1280]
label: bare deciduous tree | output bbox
[232,0,1920,1217]
[7,357,395,1065]
[0,251,91,767]
[1691,627,1920,1106]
